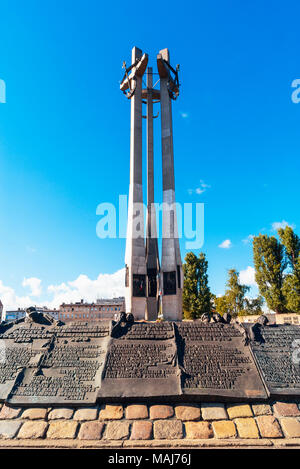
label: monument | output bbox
[121,47,183,321]
[0,52,299,409]
[3,310,290,404]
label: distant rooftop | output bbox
[61,297,125,306]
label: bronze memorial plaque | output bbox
[0,320,110,406]
[248,324,300,397]
[175,322,268,400]
[0,321,54,401]
[98,322,181,399]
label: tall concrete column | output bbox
[123,47,148,319]
[157,48,183,321]
[145,67,160,320]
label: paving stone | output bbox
[256,416,283,438]
[235,418,259,439]
[212,420,236,438]
[47,421,78,439]
[0,405,22,420]
[125,405,148,420]
[99,405,123,420]
[184,421,213,439]
[17,421,48,439]
[48,408,74,420]
[273,402,300,417]
[280,418,300,438]
[0,420,23,439]
[78,421,105,440]
[21,408,48,420]
[252,404,272,416]
[201,403,228,420]
[150,405,174,420]
[105,421,130,440]
[131,421,153,440]
[227,404,253,419]
[123,439,273,448]
[73,407,98,421]
[175,405,201,421]
[154,420,183,440]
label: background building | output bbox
[59,297,125,322]
[0,301,3,322]
[4,306,59,322]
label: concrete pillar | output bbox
[158,48,183,321]
[124,47,148,319]
[145,67,160,320]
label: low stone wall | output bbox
[0,401,300,448]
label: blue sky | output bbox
[0,0,299,311]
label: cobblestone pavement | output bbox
[0,401,300,448]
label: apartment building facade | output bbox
[58,297,125,322]
[4,306,59,322]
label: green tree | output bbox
[278,226,300,272]
[214,295,231,316]
[215,269,250,317]
[183,252,199,319]
[182,252,212,319]
[278,226,300,312]
[253,234,287,313]
[282,275,300,312]
[242,295,264,316]
[226,269,250,315]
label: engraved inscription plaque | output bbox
[175,322,268,400]
[98,322,181,399]
[247,324,300,397]
[0,321,111,406]
[0,321,54,401]
[4,318,300,404]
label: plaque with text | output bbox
[0,321,111,406]
[248,324,300,397]
[175,322,268,400]
[98,322,181,399]
[0,322,54,401]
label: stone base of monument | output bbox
[162,293,183,321]
[2,316,300,405]
[0,400,300,448]
[1,314,300,446]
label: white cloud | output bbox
[0,269,125,313]
[22,277,42,297]
[271,220,296,231]
[195,187,205,195]
[242,234,254,244]
[180,112,189,118]
[218,239,232,249]
[239,266,257,286]
[188,180,211,196]
[0,280,33,313]
[47,269,125,308]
